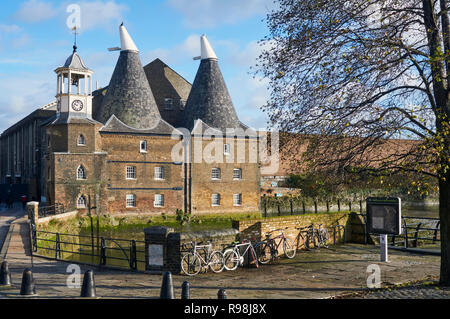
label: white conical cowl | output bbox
[120,24,138,52]
[200,34,218,60]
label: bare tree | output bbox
[256,0,450,284]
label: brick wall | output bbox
[100,133,185,215]
[189,136,260,214]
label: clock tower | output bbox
[54,43,93,119]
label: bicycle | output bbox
[315,224,330,248]
[254,227,296,264]
[181,241,224,276]
[295,224,330,250]
[295,224,316,250]
[222,239,259,271]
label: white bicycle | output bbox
[181,241,224,276]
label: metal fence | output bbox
[38,203,65,218]
[391,216,440,248]
[261,197,365,217]
[29,214,147,271]
[350,213,440,249]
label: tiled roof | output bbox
[97,50,162,129]
[100,115,182,136]
[182,58,241,132]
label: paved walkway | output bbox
[0,206,446,299]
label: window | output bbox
[212,193,221,206]
[164,98,173,110]
[179,99,186,110]
[77,135,85,146]
[140,140,147,153]
[126,166,136,180]
[211,168,221,180]
[224,143,231,155]
[233,168,242,180]
[77,195,87,208]
[233,194,242,206]
[77,165,86,180]
[126,194,136,208]
[154,167,164,180]
[154,194,164,207]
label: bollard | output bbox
[218,288,227,299]
[160,271,175,299]
[20,268,36,296]
[0,261,11,286]
[80,270,96,298]
[181,281,190,299]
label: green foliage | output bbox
[175,209,191,226]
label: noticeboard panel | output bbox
[366,197,402,235]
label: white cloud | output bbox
[0,24,22,33]
[143,34,201,65]
[15,0,58,23]
[0,71,55,132]
[11,34,31,49]
[77,1,128,31]
[14,1,127,31]
[166,0,275,28]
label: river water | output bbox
[403,205,439,218]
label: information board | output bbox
[366,197,402,235]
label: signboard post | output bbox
[366,197,402,262]
[380,234,388,262]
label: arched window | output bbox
[77,135,85,146]
[140,140,147,153]
[77,165,86,180]
[77,195,87,208]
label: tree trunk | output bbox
[439,172,450,286]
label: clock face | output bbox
[72,100,84,112]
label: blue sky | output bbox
[0,0,274,133]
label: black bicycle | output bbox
[254,227,296,264]
[295,224,329,250]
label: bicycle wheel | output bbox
[209,251,225,273]
[321,229,330,248]
[305,231,319,250]
[283,238,296,258]
[223,249,240,271]
[296,233,307,250]
[181,253,201,276]
[255,242,272,264]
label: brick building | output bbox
[1,24,260,215]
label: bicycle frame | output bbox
[192,243,214,265]
[233,242,257,264]
[266,232,288,253]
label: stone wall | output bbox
[144,226,238,274]
[232,212,351,252]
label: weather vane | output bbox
[72,26,79,52]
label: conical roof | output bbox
[63,48,90,71]
[182,35,241,132]
[97,24,161,129]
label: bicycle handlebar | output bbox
[268,227,289,233]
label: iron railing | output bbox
[261,197,365,217]
[350,213,440,248]
[38,203,65,218]
[31,229,146,271]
